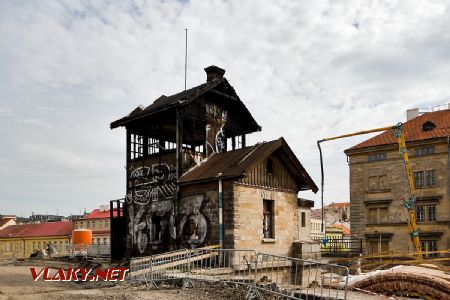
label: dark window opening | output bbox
[301,212,306,227]
[421,240,438,257]
[416,205,437,222]
[414,171,424,187]
[426,170,436,186]
[415,206,425,222]
[415,170,436,187]
[368,152,387,162]
[422,121,436,131]
[267,158,273,174]
[414,146,435,156]
[428,205,437,221]
[263,200,274,239]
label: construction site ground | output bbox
[0,262,391,300]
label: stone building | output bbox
[310,210,325,240]
[0,221,72,258]
[110,66,318,259]
[74,206,120,245]
[345,109,450,254]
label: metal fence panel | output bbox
[254,253,348,299]
[186,249,257,286]
[129,249,190,287]
[128,249,349,299]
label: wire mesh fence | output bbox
[128,248,349,300]
[253,252,348,299]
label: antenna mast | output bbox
[184,28,188,91]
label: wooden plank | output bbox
[130,251,219,277]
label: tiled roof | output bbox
[0,218,13,228]
[84,209,121,219]
[0,221,73,238]
[326,202,350,208]
[179,137,318,193]
[346,110,450,151]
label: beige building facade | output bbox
[345,109,450,254]
[74,207,113,245]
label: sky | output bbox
[1,0,450,217]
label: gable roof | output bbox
[110,77,261,132]
[179,137,318,193]
[346,110,450,152]
[0,221,73,238]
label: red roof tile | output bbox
[84,209,121,219]
[0,221,73,238]
[346,110,450,151]
[0,218,13,228]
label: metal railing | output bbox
[321,238,363,256]
[129,248,349,300]
[253,252,348,299]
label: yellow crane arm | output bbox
[317,123,423,261]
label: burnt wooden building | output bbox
[110,66,318,259]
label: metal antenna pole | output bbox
[184,28,188,91]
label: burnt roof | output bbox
[179,137,318,193]
[110,76,261,132]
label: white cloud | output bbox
[1,0,450,215]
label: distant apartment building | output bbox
[0,221,73,258]
[311,210,325,240]
[29,213,64,223]
[74,206,119,245]
[345,108,450,254]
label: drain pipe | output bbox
[218,174,224,248]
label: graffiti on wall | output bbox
[178,194,211,248]
[126,163,176,204]
[127,163,176,254]
[205,103,227,155]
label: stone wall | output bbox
[348,139,450,252]
[232,184,299,256]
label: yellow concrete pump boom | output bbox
[317,122,423,261]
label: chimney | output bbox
[204,65,225,82]
[407,108,419,121]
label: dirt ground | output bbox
[0,261,388,300]
[0,264,249,300]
